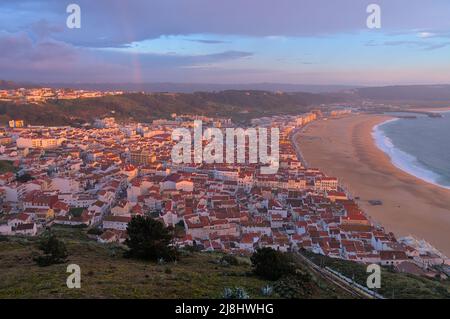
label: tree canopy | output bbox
[34,232,68,267]
[125,216,177,261]
[250,247,295,281]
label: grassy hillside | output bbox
[0,91,349,126]
[304,251,450,299]
[0,226,351,299]
[4,227,447,299]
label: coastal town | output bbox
[0,87,123,104]
[0,110,448,280]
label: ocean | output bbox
[373,111,450,190]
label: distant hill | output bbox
[4,79,450,100]
[40,82,358,94]
[0,90,350,126]
[0,80,38,90]
[0,80,358,93]
[354,85,450,101]
[3,81,450,126]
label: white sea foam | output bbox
[372,119,450,190]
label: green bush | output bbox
[125,216,178,261]
[33,233,68,267]
[220,255,239,266]
[273,272,315,299]
[251,248,295,281]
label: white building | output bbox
[51,177,80,193]
[102,216,131,231]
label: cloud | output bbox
[423,42,450,51]
[2,0,450,84]
[417,32,436,39]
[387,28,450,40]
[29,19,64,39]
[367,39,450,51]
[383,40,427,47]
[0,30,253,82]
[3,0,450,48]
[185,38,230,44]
[0,31,33,58]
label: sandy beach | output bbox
[296,114,450,256]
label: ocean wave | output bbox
[372,119,450,190]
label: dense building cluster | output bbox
[0,112,447,277]
[0,88,123,104]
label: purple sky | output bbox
[1,0,450,85]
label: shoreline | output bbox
[296,114,450,256]
[373,117,450,191]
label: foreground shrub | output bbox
[273,272,315,299]
[125,216,177,261]
[34,233,68,267]
[220,255,239,266]
[250,248,295,280]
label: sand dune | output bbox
[296,114,450,256]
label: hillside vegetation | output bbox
[0,91,348,126]
[1,227,449,298]
[304,251,450,299]
[0,226,351,299]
